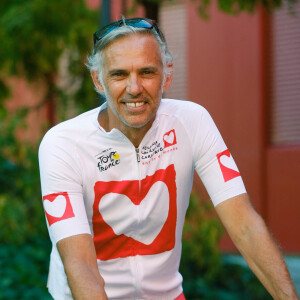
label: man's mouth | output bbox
[125,102,145,108]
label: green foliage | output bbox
[136,0,300,20]
[0,0,95,78]
[0,104,51,299]
[0,103,47,243]
[0,1,99,298]
[182,262,273,299]
[191,0,300,19]
[180,194,224,281]
[0,239,51,299]
[0,78,10,104]
[0,0,99,119]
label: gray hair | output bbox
[85,24,173,85]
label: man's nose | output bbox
[126,75,142,96]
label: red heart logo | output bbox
[163,129,177,148]
[92,164,177,261]
[217,149,240,182]
[43,192,75,226]
[99,181,169,245]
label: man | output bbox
[39,18,298,299]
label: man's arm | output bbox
[57,234,108,300]
[215,193,298,300]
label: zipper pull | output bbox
[135,148,140,163]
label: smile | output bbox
[125,102,145,108]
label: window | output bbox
[270,2,300,145]
[159,0,187,100]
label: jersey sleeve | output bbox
[184,104,247,206]
[39,130,91,244]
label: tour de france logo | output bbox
[97,149,120,172]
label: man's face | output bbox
[93,34,172,132]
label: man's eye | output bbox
[113,72,125,77]
[142,70,154,75]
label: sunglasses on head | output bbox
[93,17,165,46]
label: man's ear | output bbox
[91,71,104,93]
[163,62,173,91]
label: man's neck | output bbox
[121,127,149,148]
[98,109,151,148]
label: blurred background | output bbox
[0,0,299,299]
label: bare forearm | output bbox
[232,213,298,299]
[216,195,298,300]
[57,234,108,300]
[65,260,108,300]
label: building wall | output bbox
[5,78,49,143]
[267,2,300,252]
[267,147,300,252]
[186,1,300,253]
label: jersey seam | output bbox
[72,110,102,186]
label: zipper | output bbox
[135,148,141,194]
[135,148,140,163]
[134,147,141,298]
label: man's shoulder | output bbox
[39,107,100,148]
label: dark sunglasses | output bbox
[93,17,165,46]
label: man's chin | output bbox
[126,122,149,129]
[123,117,154,130]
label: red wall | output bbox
[186,2,300,253]
[267,147,300,253]
[6,78,49,142]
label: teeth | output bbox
[125,102,145,107]
[135,102,144,107]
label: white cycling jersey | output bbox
[39,99,246,300]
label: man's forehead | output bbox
[104,33,159,54]
[102,33,162,68]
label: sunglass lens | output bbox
[93,18,155,44]
[127,19,153,29]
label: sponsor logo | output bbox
[43,192,75,226]
[141,141,164,160]
[140,129,178,165]
[163,129,177,148]
[92,164,177,261]
[96,149,120,172]
[216,149,240,182]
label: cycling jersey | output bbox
[39,99,246,299]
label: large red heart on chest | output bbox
[92,164,177,261]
